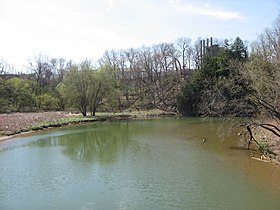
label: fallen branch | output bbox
[259,124,280,137]
[239,122,279,157]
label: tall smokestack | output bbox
[200,40,203,68]
[203,40,206,55]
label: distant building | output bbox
[198,37,220,69]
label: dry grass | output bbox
[0,112,71,134]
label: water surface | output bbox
[1,118,280,210]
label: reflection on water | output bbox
[0,118,280,210]
[28,122,130,163]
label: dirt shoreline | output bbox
[0,111,177,141]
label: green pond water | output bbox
[1,118,280,210]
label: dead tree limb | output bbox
[259,124,280,137]
[240,122,279,157]
[245,123,262,150]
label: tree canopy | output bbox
[178,37,256,117]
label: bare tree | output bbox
[247,14,280,122]
[175,37,193,76]
[240,14,280,158]
[97,37,206,112]
[0,59,16,74]
[49,57,68,85]
[28,54,52,95]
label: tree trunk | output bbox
[79,106,87,116]
[91,106,96,116]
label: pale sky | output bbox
[0,0,279,70]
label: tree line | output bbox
[0,14,279,121]
[0,38,194,114]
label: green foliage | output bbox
[5,77,37,111]
[55,82,67,110]
[230,37,248,61]
[95,65,119,113]
[178,37,256,117]
[63,62,90,116]
[38,93,60,111]
[177,74,200,116]
[0,78,11,112]
[62,61,117,116]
